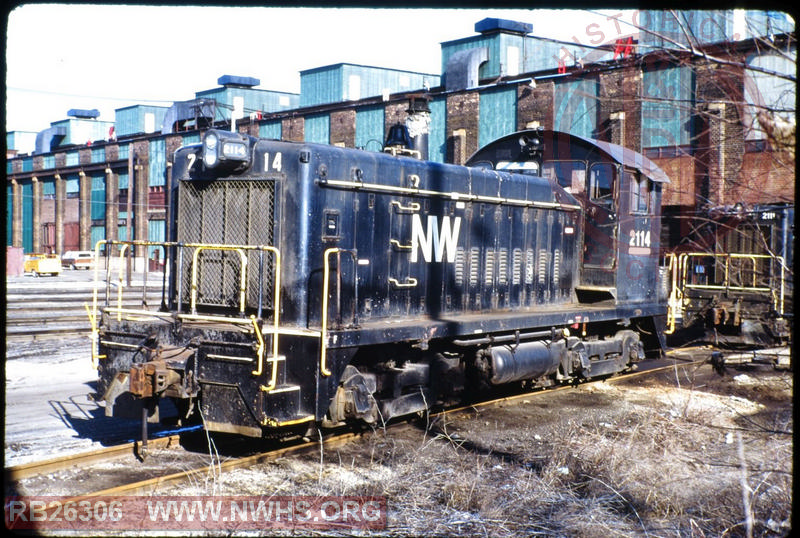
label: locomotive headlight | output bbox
[519,126,545,160]
[202,129,251,170]
[203,132,219,167]
[519,134,542,156]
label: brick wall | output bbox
[657,155,696,207]
[165,135,184,159]
[384,102,407,134]
[516,81,553,131]
[330,110,356,147]
[282,117,304,142]
[738,150,795,205]
[446,92,480,164]
[596,67,642,148]
[105,144,119,162]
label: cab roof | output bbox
[467,129,670,184]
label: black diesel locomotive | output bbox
[92,128,669,437]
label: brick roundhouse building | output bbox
[6,11,795,271]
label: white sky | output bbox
[5,4,640,133]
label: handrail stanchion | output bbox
[88,239,108,367]
[320,248,339,377]
[320,248,357,378]
[116,244,130,321]
[256,246,281,391]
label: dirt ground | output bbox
[158,359,792,537]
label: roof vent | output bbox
[67,108,100,119]
[445,47,489,91]
[34,126,67,154]
[160,99,216,134]
[217,75,260,88]
[474,18,532,36]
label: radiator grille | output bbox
[177,179,276,311]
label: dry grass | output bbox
[164,365,792,537]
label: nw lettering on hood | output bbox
[410,214,462,263]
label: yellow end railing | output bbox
[663,251,786,335]
[90,240,375,392]
[663,253,681,335]
[88,240,282,390]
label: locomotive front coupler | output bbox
[127,342,199,460]
[128,345,200,401]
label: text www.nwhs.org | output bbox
[5,496,387,530]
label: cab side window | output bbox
[589,163,615,206]
[629,172,652,214]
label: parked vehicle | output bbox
[61,250,95,270]
[24,253,61,276]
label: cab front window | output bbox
[542,160,585,194]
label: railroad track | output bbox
[6,351,709,501]
[6,434,184,483]
[7,426,361,498]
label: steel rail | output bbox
[88,433,359,497]
[7,432,359,501]
[6,435,182,482]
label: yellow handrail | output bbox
[319,247,358,377]
[319,248,339,377]
[84,302,106,367]
[251,246,282,390]
[250,315,266,376]
[663,253,680,335]
[680,253,776,291]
